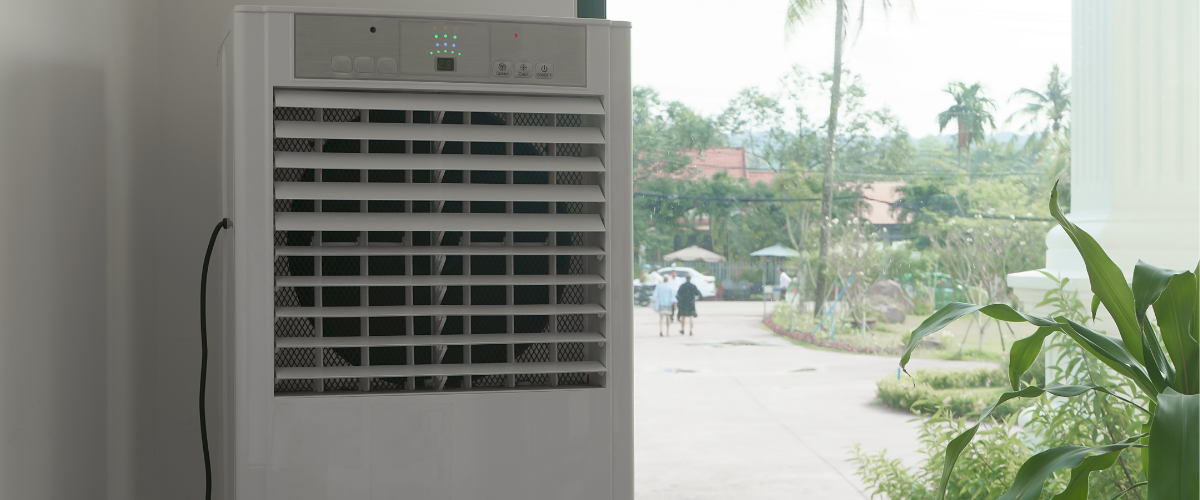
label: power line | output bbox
[634,192,857,202]
[633,191,1056,222]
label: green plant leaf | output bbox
[1151,270,1198,394]
[1050,436,1146,500]
[1132,261,1186,325]
[1142,323,1175,393]
[1059,318,1159,401]
[998,437,1146,500]
[934,384,1108,500]
[901,302,1057,374]
[1049,183,1144,364]
[1147,388,1199,500]
[1092,294,1101,322]
[1009,327,1053,390]
[1110,481,1148,500]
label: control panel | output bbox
[294,15,587,86]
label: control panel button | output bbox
[493,61,512,77]
[515,62,533,78]
[535,63,553,79]
[377,57,397,74]
[332,55,353,73]
[354,56,375,73]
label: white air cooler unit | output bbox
[218,6,631,499]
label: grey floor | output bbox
[633,301,990,499]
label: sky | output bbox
[608,0,1071,138]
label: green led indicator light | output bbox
[453,35,457,39]
[429,51,433,55]
[433,35,437,38]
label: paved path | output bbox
[634,301,990,499]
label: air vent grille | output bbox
[271,90,609,394]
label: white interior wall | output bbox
[0,2,575,499]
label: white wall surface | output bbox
[0,2,575,499]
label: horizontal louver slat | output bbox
[275,303,605,318]
[275,213,605,232]
[277,274,605,287]
[276,361,607,380]
[275,90,606,115]
[271,90,608,394]
[275,121,605,144]
[275,332,605,349]
[275,182,605,202]
[274,245,606,257]
[275,152,606,172]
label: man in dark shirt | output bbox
[675,274,702,336]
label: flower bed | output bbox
[763,317,905,355]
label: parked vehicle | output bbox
[634,284,654,306]
[654,266,717,298]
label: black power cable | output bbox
[200,218,229,500]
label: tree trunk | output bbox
[813,0,845,318]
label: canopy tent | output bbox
[662,245,725,263]
[750,243,801,258]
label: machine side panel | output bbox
[230,10,276,499]
[605,24,635,500]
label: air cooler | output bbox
[218,6,631,499]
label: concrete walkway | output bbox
[634,301,990,499]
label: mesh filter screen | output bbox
[271,92,609,394]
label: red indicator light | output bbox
[513,34,518,37]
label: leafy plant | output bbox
[851,408,1034,500]
[898,184,1199,500]
[912,367,1007,390]
[876,367,1042,419]
[877,380,1023,421]
[1025,271,1147,498]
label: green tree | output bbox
[632,86,725,182]
[937,82,996,179]
[785,0,914,318]
[632,88,727,262]
[1008,64,1070,134]
[1008,65,1073,209]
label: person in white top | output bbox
[778,270,792,301]
[667,270,685,319]
[652,275,677,336]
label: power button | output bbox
[535,63,554,79]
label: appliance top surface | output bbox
[233,4,631,28]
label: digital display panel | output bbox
[436,57,455,72]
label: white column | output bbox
[1008,0,1200,312]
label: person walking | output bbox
[652,275,676,336]
[667,270,684,320]
[675,274,702,336]
[778,269,792,301]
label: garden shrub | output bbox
[875,367,1038,418]
[851,408,1041,500]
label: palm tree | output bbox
[937,82,996,180]
[785,0,914,318]
[1008,64,1070,134]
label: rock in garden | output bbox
[868,279,915,313]
[872,302,906,323]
